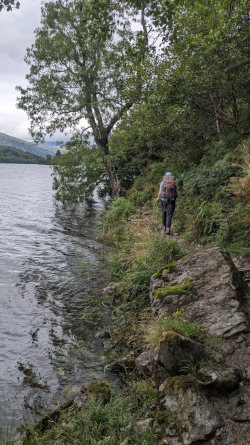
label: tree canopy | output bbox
[0,0,20,11]
[17,0,153,197]
[17,0,249,201]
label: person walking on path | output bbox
[156,172,178,234]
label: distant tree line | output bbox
[0,145,50,164]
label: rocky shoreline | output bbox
[132,247,250,444]
[20,244,250,445]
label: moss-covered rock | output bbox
[154,279,193,299]
[163,388,223,444]
[154,262,177,280]
[167,375,197,393]
[159,330,180,348]
[34,400,75,433]
[150,408,174,423]
[86,380,111,403]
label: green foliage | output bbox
[111,233,185,295]
[104,198,135,222]
[174,137,250,253]
[52,142,105,202]
[21,386,164,445]
[146,316,205,348]
[0,1,20,12]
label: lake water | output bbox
[0,164,113,434]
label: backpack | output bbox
[161,176,177,205]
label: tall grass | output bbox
[145,316,205,348]
[20,383,164,445]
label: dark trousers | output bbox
[161,199,176,228]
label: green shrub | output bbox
[105,197,135,221]
[174,137,250,253]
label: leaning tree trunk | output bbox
[98,140,121,198]
[103,157,121,198]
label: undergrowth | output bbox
[174,137,250,254]
[102,199,186,298]
[145,316,205,348]
[20,381,164,445]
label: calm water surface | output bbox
[0,164,113,432]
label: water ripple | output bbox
[0,164,113,433]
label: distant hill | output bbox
[0,132,58,158]
[0,146,50,164]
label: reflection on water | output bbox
[0,164,113,432]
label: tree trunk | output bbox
[103,157,121,198]
[98,140,121,198]
[209,93,221,135]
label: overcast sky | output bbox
[0,0,67,142]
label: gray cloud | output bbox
[0,0,87,143]
[0,0,65,141]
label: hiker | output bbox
[156,172,178,234]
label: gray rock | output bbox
[103,282,119,297]
[133,417,154,432]
[135,349,158,377]
[136,333,221,386]
[164,438,183,445]
[95,330,111,339]
[163,389,223,445]
[159,379,169,393]
[198,367,241,391]
[245,367,250,381]
[157,333,221,374]
[150,248,249,339]
[220,342,234,355]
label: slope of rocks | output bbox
[136,247,250,444]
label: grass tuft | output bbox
[145,316,205,348]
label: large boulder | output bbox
[150,248,249,338]
[135,332,221,386]
[163,388,223,445]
